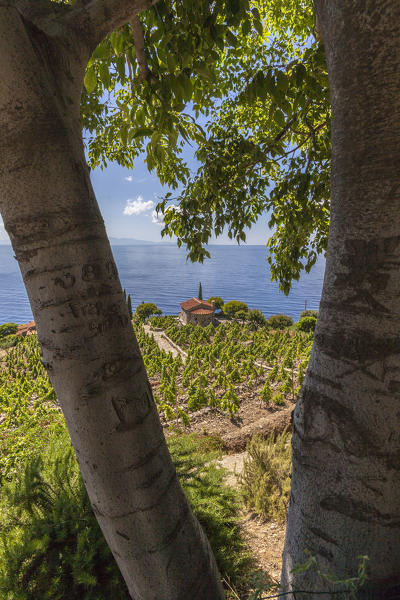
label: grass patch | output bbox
[239,430,292,523]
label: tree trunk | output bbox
[0,6,224,600]
[282,1,400,597]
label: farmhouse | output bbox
[16,321,36,337]
[179,298,215,326]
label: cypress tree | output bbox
[127,294,133,319]
[198,282,203,300]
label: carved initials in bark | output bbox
[0,4,225,598]
[282,1,400,596]
[334,236,400,315]
[112,387,153,432]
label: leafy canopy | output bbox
[135,302,162,320]
[81,0,330,293]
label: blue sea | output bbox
[0,244,325,324]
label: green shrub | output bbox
[299,309,319,320]
[266,314,293,329]
[0,433,130,600]
[296,316,317,333]
[248,309,267,327]
[135,302,162,321]
[223,301,249,317]
[148,315,176,329]
[272,391,284,405]
[0,432,251,598]
[0,323,18,338]
[259,382,273,403]
[235,310,248,321]
[167,434,251,584]
[0,334,18,349]
[207,296,224,310]
[239,431,292,523]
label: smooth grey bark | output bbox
[0,4,224,599]
[282,1,400,597]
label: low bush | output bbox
[299,309,319,320]
[259,382,273,403]
[0,432,130,600]
[248,309,267,327]
[272,391,285,406]
[239,430,292,523]
[223,300,249,317]
[207,296,224,310]
[235,310,248,321]
[0,334,18,349]
[0,323,18,338]
[296,315,317,333]
[266,314,293,329]
[135,302,162,321]
[0,431,251,598]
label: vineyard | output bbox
[0,336,64,480]
[0,317,314,596]
[0,317,314,478]
[138,316,313,425]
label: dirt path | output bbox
[220,452,285,586]
[143,324,187,359]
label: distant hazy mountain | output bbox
[0,237,173,246]
[109,237,174,245]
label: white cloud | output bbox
[123,196,154,216]
[152,205,181,225]
[152,210,164,225]
[124,176,133,182]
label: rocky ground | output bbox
[219,452,285,589]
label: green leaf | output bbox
[178,73,193,102]
[99,64,111,89]
[110,31,124,55]
[84,67,97,93]
[167,53,177,72]
[294,64,307,86]
[131,127,154,139]
[119,123,129,146]
[241,19,251,36]
[276,71,288,92]
[254,19,263,36]
[226,29,238,47]
[196,63,213,80]
[92,43,110,60]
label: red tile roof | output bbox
[180,298,214,312]
[190,307,214,315]
[16,321,36,336]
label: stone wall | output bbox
[179,310,213,326]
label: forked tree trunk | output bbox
[282,1,400,596]
[0,6,224,599]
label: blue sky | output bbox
[92,154,271,244]
[0,153,271,245]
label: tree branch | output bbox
[67,0,159,54]
[126,54,136,93]
[130,14,152,82]
[14,0,72,34]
